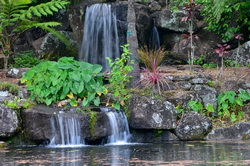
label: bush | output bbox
[11,51,41,68]
[21,57,107,106]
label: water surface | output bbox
[1,141,250,165]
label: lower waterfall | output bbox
[103,109,130,144]
[49,114,84,147]
[48,109,130,147]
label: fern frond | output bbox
[19,0,70,20]
[42,26,71,48]
[37,5,48,16]
[43,5,53,15]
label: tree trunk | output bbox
[127,0,140,86]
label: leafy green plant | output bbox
[0,81,19,95]
[138,46,169,94]
[217,90,250,122]
[11,51,41,68]
[3,97,34,114]
[21,57,107,106]
[0,0,70,69]
[202,61,217,69]
[199,0,250,40]
[188,54,206,66]
[188,101,215,116]
[106,44,134,110]
[224,59,237,67]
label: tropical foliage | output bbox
[199,0,250,40]
[21,57,107,106]
[0,0,70,69]
[138,46,169,94]
[106,44,134,110]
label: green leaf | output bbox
[82,98,89,107]
[238,89,250,100]
[205,104,214,113]
[78,81,84,94]
[93,97,100,106]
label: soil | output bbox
[0,69,21,85]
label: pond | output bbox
[1,141,250,165]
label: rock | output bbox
[129,95,177,129]
[0,105,19,138]
[6,68,29,79]
[130,129,179,143]
[174,111,212,140]
[134,3,151,45]
[193,85,218,110]
[149,1,161,11]
[178,81,192,91]
[0,141,8,148]
[32,31,77,60]
[226,41,250,66]
[153,9,200,32]
[21,105,114,144]
[206,122,250,140]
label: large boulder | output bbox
[206,122,250,140]
[226,41,250,66]
[174,111,212,140]
[32,31,77,60]
[0,105,19,138]
[21,105,113,144]
[129,95,177,129]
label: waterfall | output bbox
[49,114,84,147]
[101,108,130,144]
[79,3,120,72]
[149,18,160,50]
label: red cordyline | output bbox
[234,34,244,41]
[181,0,200,22]
[215,44,230,57]
[182,32,199,45]
[234,34,244,66]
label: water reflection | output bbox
[1,141,250,165]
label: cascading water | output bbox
[79,3,120,72]
[101,108,130,144]
[49,114,84,147]
[149,18,160,50]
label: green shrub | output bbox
[218,90,250,122]
[202,62,217,69]
[11,51,41,68]
[106,44,134,110]
[21,57,107,106]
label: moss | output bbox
[242,133,250,140]
[0,82,19,95]
[89,111,97,137]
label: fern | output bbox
[0,0,70,69]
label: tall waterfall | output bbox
[49,114,84,146]
[149,18,160,50]
[79,3,120,72]
[101,108,130,144]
